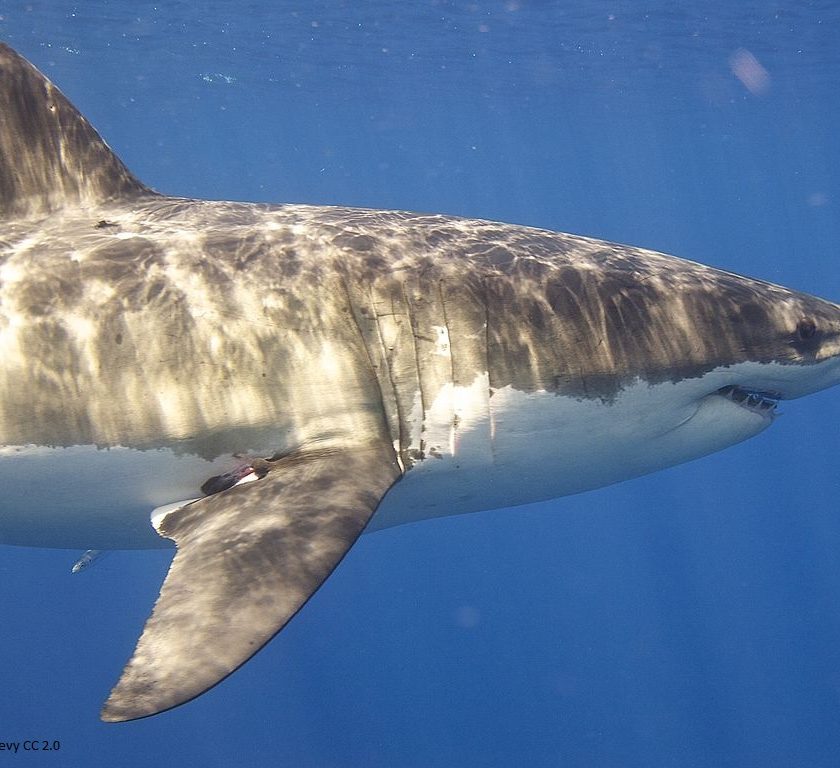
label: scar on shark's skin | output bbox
[2,42,840,722]
[200,458,271,495]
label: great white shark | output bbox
[2,43,840,723]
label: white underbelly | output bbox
[0,445,233,548]
[371,375,771,530]
[0,372,769,549]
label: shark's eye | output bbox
[796,318,817,340]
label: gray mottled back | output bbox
[3,198,840,466]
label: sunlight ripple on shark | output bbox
[2,43,840,722]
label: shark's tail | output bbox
[0,43,152,220]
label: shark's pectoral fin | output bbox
[100,442,400,723]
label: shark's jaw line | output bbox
[716,385,780,418]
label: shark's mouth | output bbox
[717,385,780,417]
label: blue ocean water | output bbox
[1,2,840,766]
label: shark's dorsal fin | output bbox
[0,43,151,219]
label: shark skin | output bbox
[2,42,840,721]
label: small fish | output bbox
[71,549,107,574]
